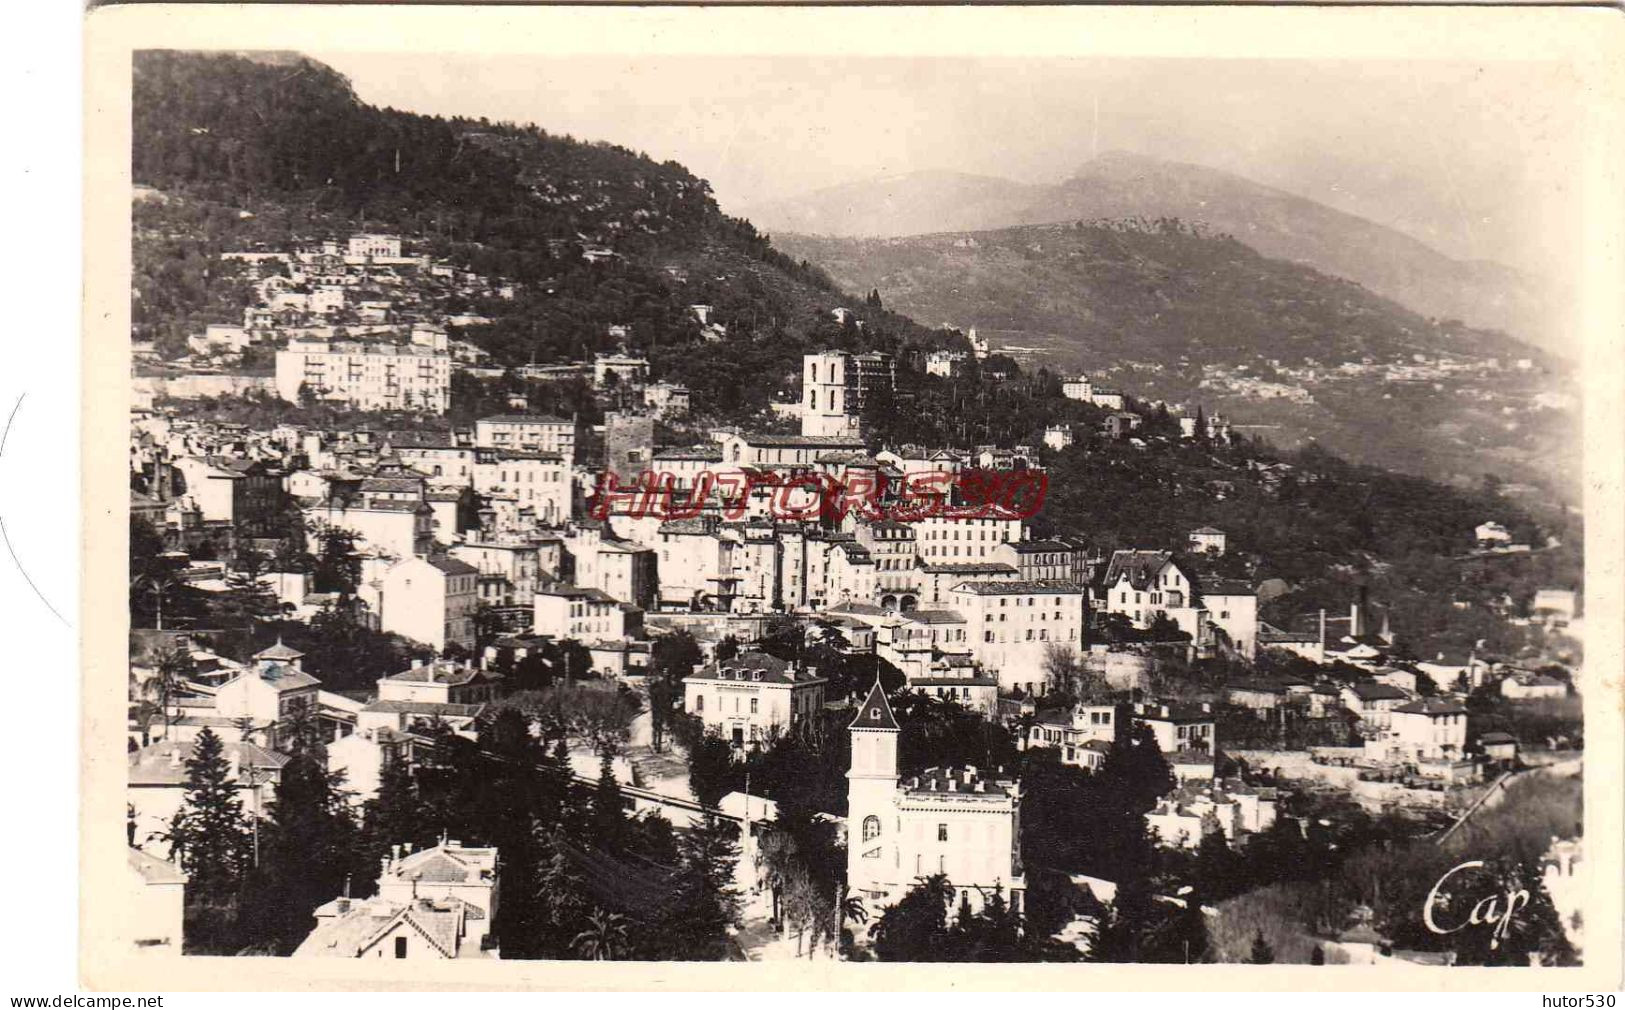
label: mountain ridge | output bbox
[742,153,1562,358]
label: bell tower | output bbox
[847,679,899,902]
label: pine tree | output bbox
[167,728,252,896]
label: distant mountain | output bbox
[739,170,1044,243]
[773,220,1577,493]
[744,153,1563,358]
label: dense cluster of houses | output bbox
[128,326,1581,958]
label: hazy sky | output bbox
[316,52,1580,279]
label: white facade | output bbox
[949,580,1086,695]
[681,651,826,748]
[846,683,1025,918]
[275,340,451,414]
[376,556,479,652]
[1060,376,1093,402]
[474,415,577,462]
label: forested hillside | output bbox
[132,51,960,425]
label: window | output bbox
[750,698,759,714]
[695,695,704,713]
[938,823,948,842]
[863,815,881,842]
[394,936,407,958]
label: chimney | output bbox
[1161,705,1170,718]
[1318,608,1327,647]
[1202,702,1212,713]
[403,842,414,855]
[336,897,351,914]
[391,843,401,867]
[948,779,958,792]
[168,746,183,768]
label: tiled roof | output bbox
[687,650,823,685]
[359,477,424,494]
[1346,682,1410,702]
[849,680,899,731]
[1198,578,1256,597]
[384,662,497,687]
[254,638,305,661]
[1101,549,1177,591]
[1395,698,1468,716]
[128,739,289,786]
[477,414,572,425]
[1007,540,1074,553]
[901,766,1016,799]
[741,433,867,449]
[954,579,1085,596]
[902,609,966,625]
[920,561,1018,575]
[427,556,480,577]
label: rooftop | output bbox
[901,765,1017,799]
[849,680,899,731]
[954,579,1085,596]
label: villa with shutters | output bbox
[846,681,1025,920]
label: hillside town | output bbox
[126,229,1584,966]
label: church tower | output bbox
[847,679,899,903]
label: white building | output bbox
[275,339,451,414]
[474,415,577,463]
[533,584,643,643]
[925,350,967,378]
[1028,702,1118,771]
[948,580,1087,695]
[376,555,480,653]
[1374,697,1469,764]
[472,448,570,526]
[593,352,650,388]
[295,839,499,959]
[126,848,187,954]
[846,682,1025,919]
[1198,578,1258,660]
[1097,550,1205,641]
[1043,425,1075,452]
[1061,376,1094,402]
[681,650,827,749]
[1187,527,1227,555]
[347,233,403,259]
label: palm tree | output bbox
[571,908,630,961]
[132,571,183,630]
[144,643,195,740]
